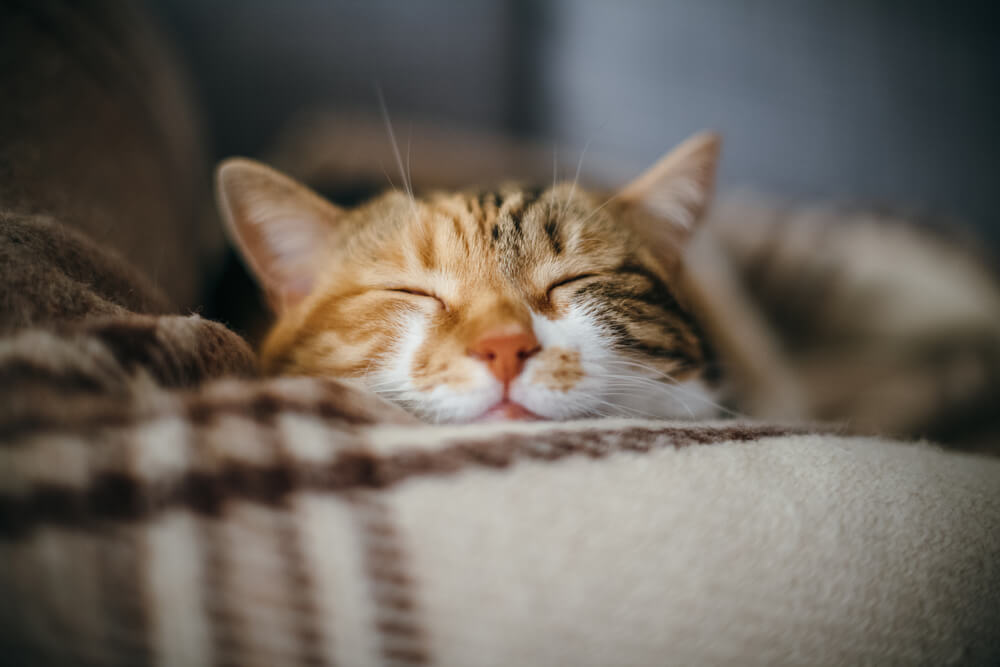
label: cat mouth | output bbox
[474,400,544,422]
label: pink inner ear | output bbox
[618,132,720,238]
[217,157,347,313]
[285,276,314,302]
[266,275,314,313]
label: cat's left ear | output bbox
[618,131,721,249]
[216,158,346,313]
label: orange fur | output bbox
[216,133,722,422]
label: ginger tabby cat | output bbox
[216,133,723,423]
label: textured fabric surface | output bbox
[3,391,999,666]
[0,0,217,309]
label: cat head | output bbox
[216,132,721,423]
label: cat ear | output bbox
[215,158,344,312]
[619,131,721,249]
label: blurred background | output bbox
[151,0,999,244]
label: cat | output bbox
[216,133,724,423]
[216,130,1000,447]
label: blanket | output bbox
[4,384,999,666]
[3,211,999,667]
[2,2,999,666]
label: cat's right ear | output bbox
[617,131,721,255]
[215,158,344,313]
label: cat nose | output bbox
[468,330,541,383]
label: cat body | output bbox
[217,134,723,423]
[690,199,1000,448]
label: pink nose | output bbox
[468,330,541,383]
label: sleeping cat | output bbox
[216,133,723,423]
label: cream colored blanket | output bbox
[3,370,999,665]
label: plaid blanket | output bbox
[4,341,1000,665]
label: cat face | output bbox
[217,132,721,423]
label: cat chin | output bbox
[471,400,545,423]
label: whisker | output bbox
[598,377,698,416]
[558,137,593,223]
[577,191,620,228]
[366,382,404,392]
[599,363,745,418]
[406,130,414,199]
[585,393,675,420]
[378,161,398,191]
[596,371,705,413]
[598,387,695,419]
[375,83,419,220]
[552,146,559,192]
[553,389,647,419]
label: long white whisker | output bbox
[552,147,558,192]
[598,387,695,418]
[601,398,689,419]
[366,381,405,392]
[577,191,620,228]
[593,398,653,418]
[378,161,398,191]
[600,362,745,417]
[584,392,680,420]
[598,375,698,417]
[406,130,414,198]
[375,83,420,220]
[603,359,701,389]
[596,369,705,412]
[558,137,593,222]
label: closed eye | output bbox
[546,273,599,296]
[386,287,447,310]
